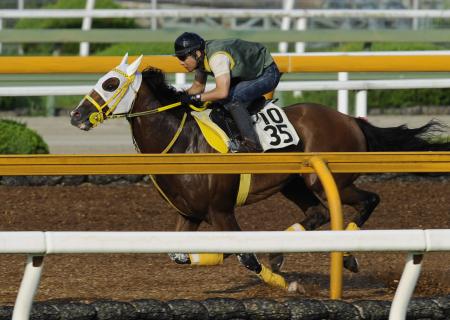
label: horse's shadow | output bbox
[205,271,386,295]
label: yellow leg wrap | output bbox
[344,222,360,257]
[346,222,360,231]
[189,253,224,266]
[286,223,306,232]
[257,264,288,290]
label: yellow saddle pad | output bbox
[191,109,230,154]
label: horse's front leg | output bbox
[209,207,302,293]
[168,214,224,266]
[167,214,201,265]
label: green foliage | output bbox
[0,119,49,154]
[54,95,83,112]
[14,0,136,55]
[96,43,174,55]
[368,88,450,109]
[0,0,56,9]
[333,42,446,52]
[280,88,450,112]
[278,91,338,109]
[16,0,130,28]
[0,96,46,115]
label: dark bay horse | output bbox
[70,55,450,292]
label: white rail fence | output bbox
[1,7,449,55]
[6,229,450,320]
[2,8,450,19]
[3,78,450,117]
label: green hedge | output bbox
[278,88,450,112]
[0,96,46,114]
[0,119,49,154]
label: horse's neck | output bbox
[130,88,201,154]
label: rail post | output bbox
[309,156,344,299]
[12,255,44,320]
[389,253,424,320]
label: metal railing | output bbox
[2,53,450,73]
[1,8,450,19]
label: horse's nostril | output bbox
[71,110,80,119]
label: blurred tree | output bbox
[14,0,136,55]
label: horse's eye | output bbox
[102,77,120,92]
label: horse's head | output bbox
[71,53,143,131]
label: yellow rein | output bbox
[110,101,207,120]
[120,101,206,154]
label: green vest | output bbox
[202,39,274,81]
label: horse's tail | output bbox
[354,118,450,152]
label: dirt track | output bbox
[0,177,449,305]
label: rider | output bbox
[174,32,281,152]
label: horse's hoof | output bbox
[344,255,359,273]
[287,281,306,294]
[268,253,285,272]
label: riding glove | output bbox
[180,93,202,107]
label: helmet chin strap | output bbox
[195,51,204,70]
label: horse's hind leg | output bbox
[340,184,380,228]
[275,176,370,274]
[339,184,380,272]
[269,176,330,272]
[301,177,380,273]
[280,176,321,215]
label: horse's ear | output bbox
[126,54,143,76]
[120,53,129,66]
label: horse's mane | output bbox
[141,67,182,105]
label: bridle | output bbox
[85,68,207,127]
[84,68,138,127]
[83,66,208,154]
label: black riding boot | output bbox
[228,101,263,153]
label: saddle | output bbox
[191,97,300,154]
[208,97,267,147]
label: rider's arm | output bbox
[199,74,230,102]
[186,70,207,95]
[198,54,231,102]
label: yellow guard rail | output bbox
[1,55,450,73]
